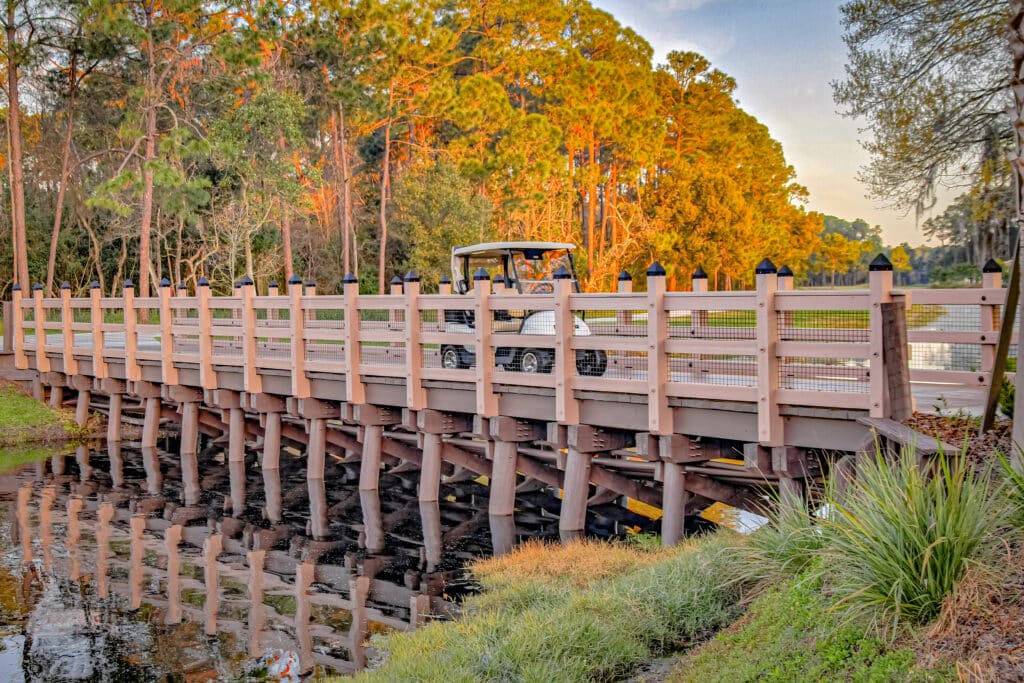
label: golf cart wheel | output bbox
[519,348,552,374]
[576,350,608,377]
[441,345,463,369]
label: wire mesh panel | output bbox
[252,296,291,368]
[779,357,870,393]
[40,300,63,353]
[99,298,126,359]
[19,300,35,350]
[907,303,974,331]
[492,296,557,381]
[417,295,476,380]
[777,309,869,342]
[69,302,93,354]
[170,297,200,361]
[209,297,243,365]
[669,353,757,387]
[666,295,757,341]
[133,297,162,362]
[303,297,345,369]
[908,342,982,373]
[571,293,647,384]
[358,296,406,370]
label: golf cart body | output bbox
[441,242,607,376]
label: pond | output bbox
[0,435,663,681]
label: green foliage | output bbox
[0,384,81,447]
[928,262,982,287]
[823,449,1000,630]
[730,494,825,588]
[996,451,1024,530]
[671,573,946,683]
[999,376,1015,419]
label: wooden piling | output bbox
[418,432,443,502]
[308,417,326,480]
[180,401,199,456]
[359,424,384,491]
[263,410,281,470]
[48,385,63,409]
[489,439,518,516]
[75,389,90,427]
[559,447,592,536]
[107,393,123,443]
[141,396,161,448]
[661,462,687,546]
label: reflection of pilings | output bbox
[109,442,124,488]
[67,495,83,580]
[348,575,370,670]
[295,561,314,674]
[165,524,182,625]
[228,458,246,517]
[129,513,145,609]
[17,484,32,565]
[39,485,55,571]
[181,449,200,507]
[263,462,282,524]
[419,502,442,573]
[50,453,65,476]
[308,476,328,540]
[96,501,113,598]
[142,447,162,495]
[248,549,266,658]
[359,489,384,554]
[203,533,222,636]
[75,445,91,482]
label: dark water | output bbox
[0,435,661,681]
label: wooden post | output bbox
[616,270,632,329]
[165,525,183,625]
[981,259,1002,376]
[197,277,216,390]
[107,392,123,443]
[553,267,577,424]
[263,409,281,469]
[661,461,688,546]
[343,273,365,404]
[489,439,518,516]
[49,385,63,409]
[868,255,894,419]
[882,296,913,421]
[359,423,384,490]
[240,276,261,393]
[60,283,78,375]
[404,272,426,409]
[289,275,310,398]
[777,265,795,335]
[559,446,591,537]
[159,279,178,386]
[90,281,107,378]
[646,263,670,434]
[473,268,498,417]
[75,389,90,427]
[755,259,783,445]
[33,284,50,372]
[12,285,26,369]
[308,417,326,480]
[181,401,199,455]
[141,396,161,448]
[419,432,443,502]
[123,280,141,381]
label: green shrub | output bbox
[996,451,1024,530]
[823,449,999,630]
[731,492,825,589]
[999,376,1015,418]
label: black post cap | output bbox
[124,279,134,289]
[692,266,707,280]
[198,277,210,287]
[439,274,451,284]
[618,270,632,282]
[553,266,572,280]
[342,273,358,284]
[389,275,403,286]
[755,258,777,275]
[60,281,71,290]
[287,275,302,285]
[240,275,254,286]
[32,283,43,292]
[90,281,100,290]
[177,282,187,290]
[777,265,793,277]
[305,279,316,288]
[983,258,1002,273]
[473,267,491,281]
[493,274,505,285]
[233,281,242,289]
[11,284,20,291]
[269,280,279,289]
[159,277,171,287]
[646,262,666,277]
[403,271,419,283]
[868,254,892,272]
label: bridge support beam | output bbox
[559,425,633,539]
[49,385,63,409]
[75,389,91,428]
[661,462,688,546]
[487,417,545,517]
[141,398,161,448]
[416,410,473,502]
[355,405,401,491]
[107,393,123,443]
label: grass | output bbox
[352,533,744,682]
[0,382,81,447]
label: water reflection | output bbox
[0,437,574,679]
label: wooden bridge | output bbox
[6,256,1010,544]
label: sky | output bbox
[591,0,945,246]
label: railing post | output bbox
[60,283,78,376]
[123,280,141,382]
[755,259,782,446]
[404,271,425,409]
[981,259,1002,376]
[869,254,894,418]
[690,267,708,343]
[437,274,452,334]
[241,275,261,394]
[11,285,25,369]
[197,277,216,390]
[90,281,107,379]
[159,279,178,385]
[777,265,795,333]
[268,280,279,322]
[473,268,498,417]
[33,284,51,373]
[616,270,632,330]
[646,263,670,434]
[289,275,310,398]
[343,273,365,404]
[389,275,402,328]
[553,267,578,425]
[304,279,317,323]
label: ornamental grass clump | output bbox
[823,447,1000,631]
[731,490,825,589]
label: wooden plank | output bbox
[755,266,781,445]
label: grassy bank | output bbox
[0,381,83,448]
[352,446,1024,682]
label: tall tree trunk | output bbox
[378,115,392,293]
[45,50,78,295]
[6,9,28,290]
[334,103,353,276]
[279,133,294,280]
[139,17,157,301]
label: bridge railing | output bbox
[14,258,1012,442]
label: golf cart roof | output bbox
[451,242,576,259]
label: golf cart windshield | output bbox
[511,249,574,294]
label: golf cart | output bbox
[440,241,608,377]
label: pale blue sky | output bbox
[592,0,942,245]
